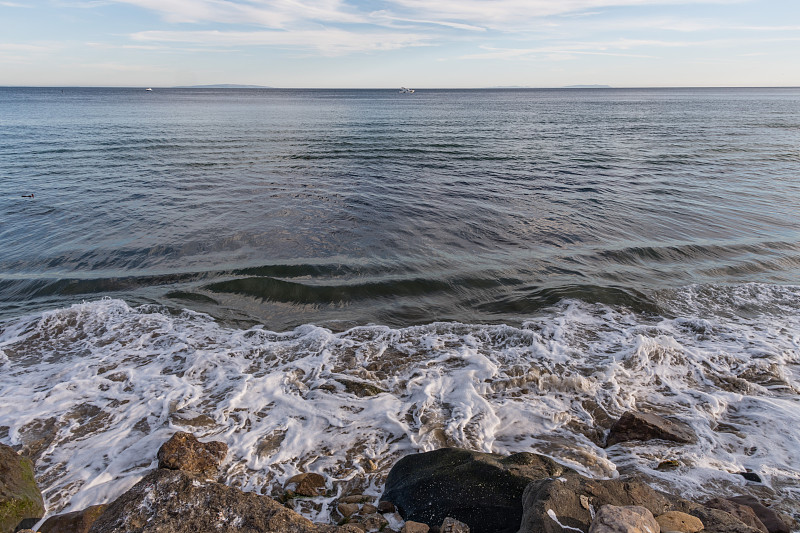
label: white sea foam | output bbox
[1,285,799,525]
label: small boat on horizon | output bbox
[145,88,153,91]
[399,87,415,94]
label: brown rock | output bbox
[87,468,349,533]
[359,513,389,532]
[338,503,360,518]
[440,517,470,533]
[285,473,327,497]
[361,504,377,515]
[665,496,764,533]
[588,505,660,533]
[340,495,369,504]
[402,521,430,533]
[156,431,227,477]
[655,511,703,532]
[378,501,396,514]
[518,472,671,533]
[704,498,767,533]
[727,496,790,533]
[606,411,697,447]
[0,443,44,533]
[39,504,108,533]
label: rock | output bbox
[402,522,430,533]
[727,496,790,533]
[87,468,346,533]
[655,511,703,532]
[518,472,672,533]
[285,473,327,497]
[704,498,767,533]
[440,517,470,533]
[361,504,377,515]
[170,409,216,428]
[735,472,762,483]
[588,505,660,533]
[340,495,369,504]
[338,503,360,518]
[39,505,108,533]
[606,411,697,447]
[336,379,385,398]
[359,513,388,532]
[378,501,396,514]
[656,460,680,471]
[665,496,764,533]
[380,448,569,533]
[156,431,227,477]
[0,443,44,533]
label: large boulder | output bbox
[727,496,790,533]
[0,443,44,533]
[606,412,696,447]
[39,504,108,533]
[87,468,344,533]
[156,431,227,477]
[518,472,671,533]
[380,448,570,533]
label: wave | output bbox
[1,283,799,524]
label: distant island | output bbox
[563,84,612,89]
[173,84,272,89]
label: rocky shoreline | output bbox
[2,411,796,533]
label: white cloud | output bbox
[131,28,432,55]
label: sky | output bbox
[0,0,798,88]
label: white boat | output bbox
[145,88,153,91]
[399,87,415,94]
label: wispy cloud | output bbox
[131,28,433,55]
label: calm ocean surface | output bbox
[1,88,799,523]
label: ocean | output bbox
[1,87,799,524]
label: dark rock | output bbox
[87,468,347,533]
[704,498,768,533]
[13,519,39,532]
[335,379,385,398]
[380,448,570,533]
[736,472,762,483]
[378,501,396,514]
[1,443,44,533]
[156,431,227,477]
[285,473,327,497]
[606,411,697,447]
[727,496,790,533]
[518,472,671,533]
[39,504,108,533]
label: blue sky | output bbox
[1,0,798,87]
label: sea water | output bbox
[1,87,799,524]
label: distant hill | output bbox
[563,85,612,89]
[174,84,272,89]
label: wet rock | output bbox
[340,495,369,504]
[87,468,348,533]
[518,472,671,533]
[285,473,327,497]
[655,511,703,532]
[727,496,790,533]
[656,460,681,471]
[156,431,227,477]
[361,504,377,515]
[0,443,44,533]
[39,504,108,533]
[704,498,767,533]
[359,513,388,532]
[380,448,569,533]
[338,503,360,518]
[606,411,697,447]
[170,409,216,428]
[378,501,396,514]
[440,517,470,533]
[336,379,385,398]
[665,496,764,533]
[401,522,430,533]
[736,472,762,483]
[588,505,659,533]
